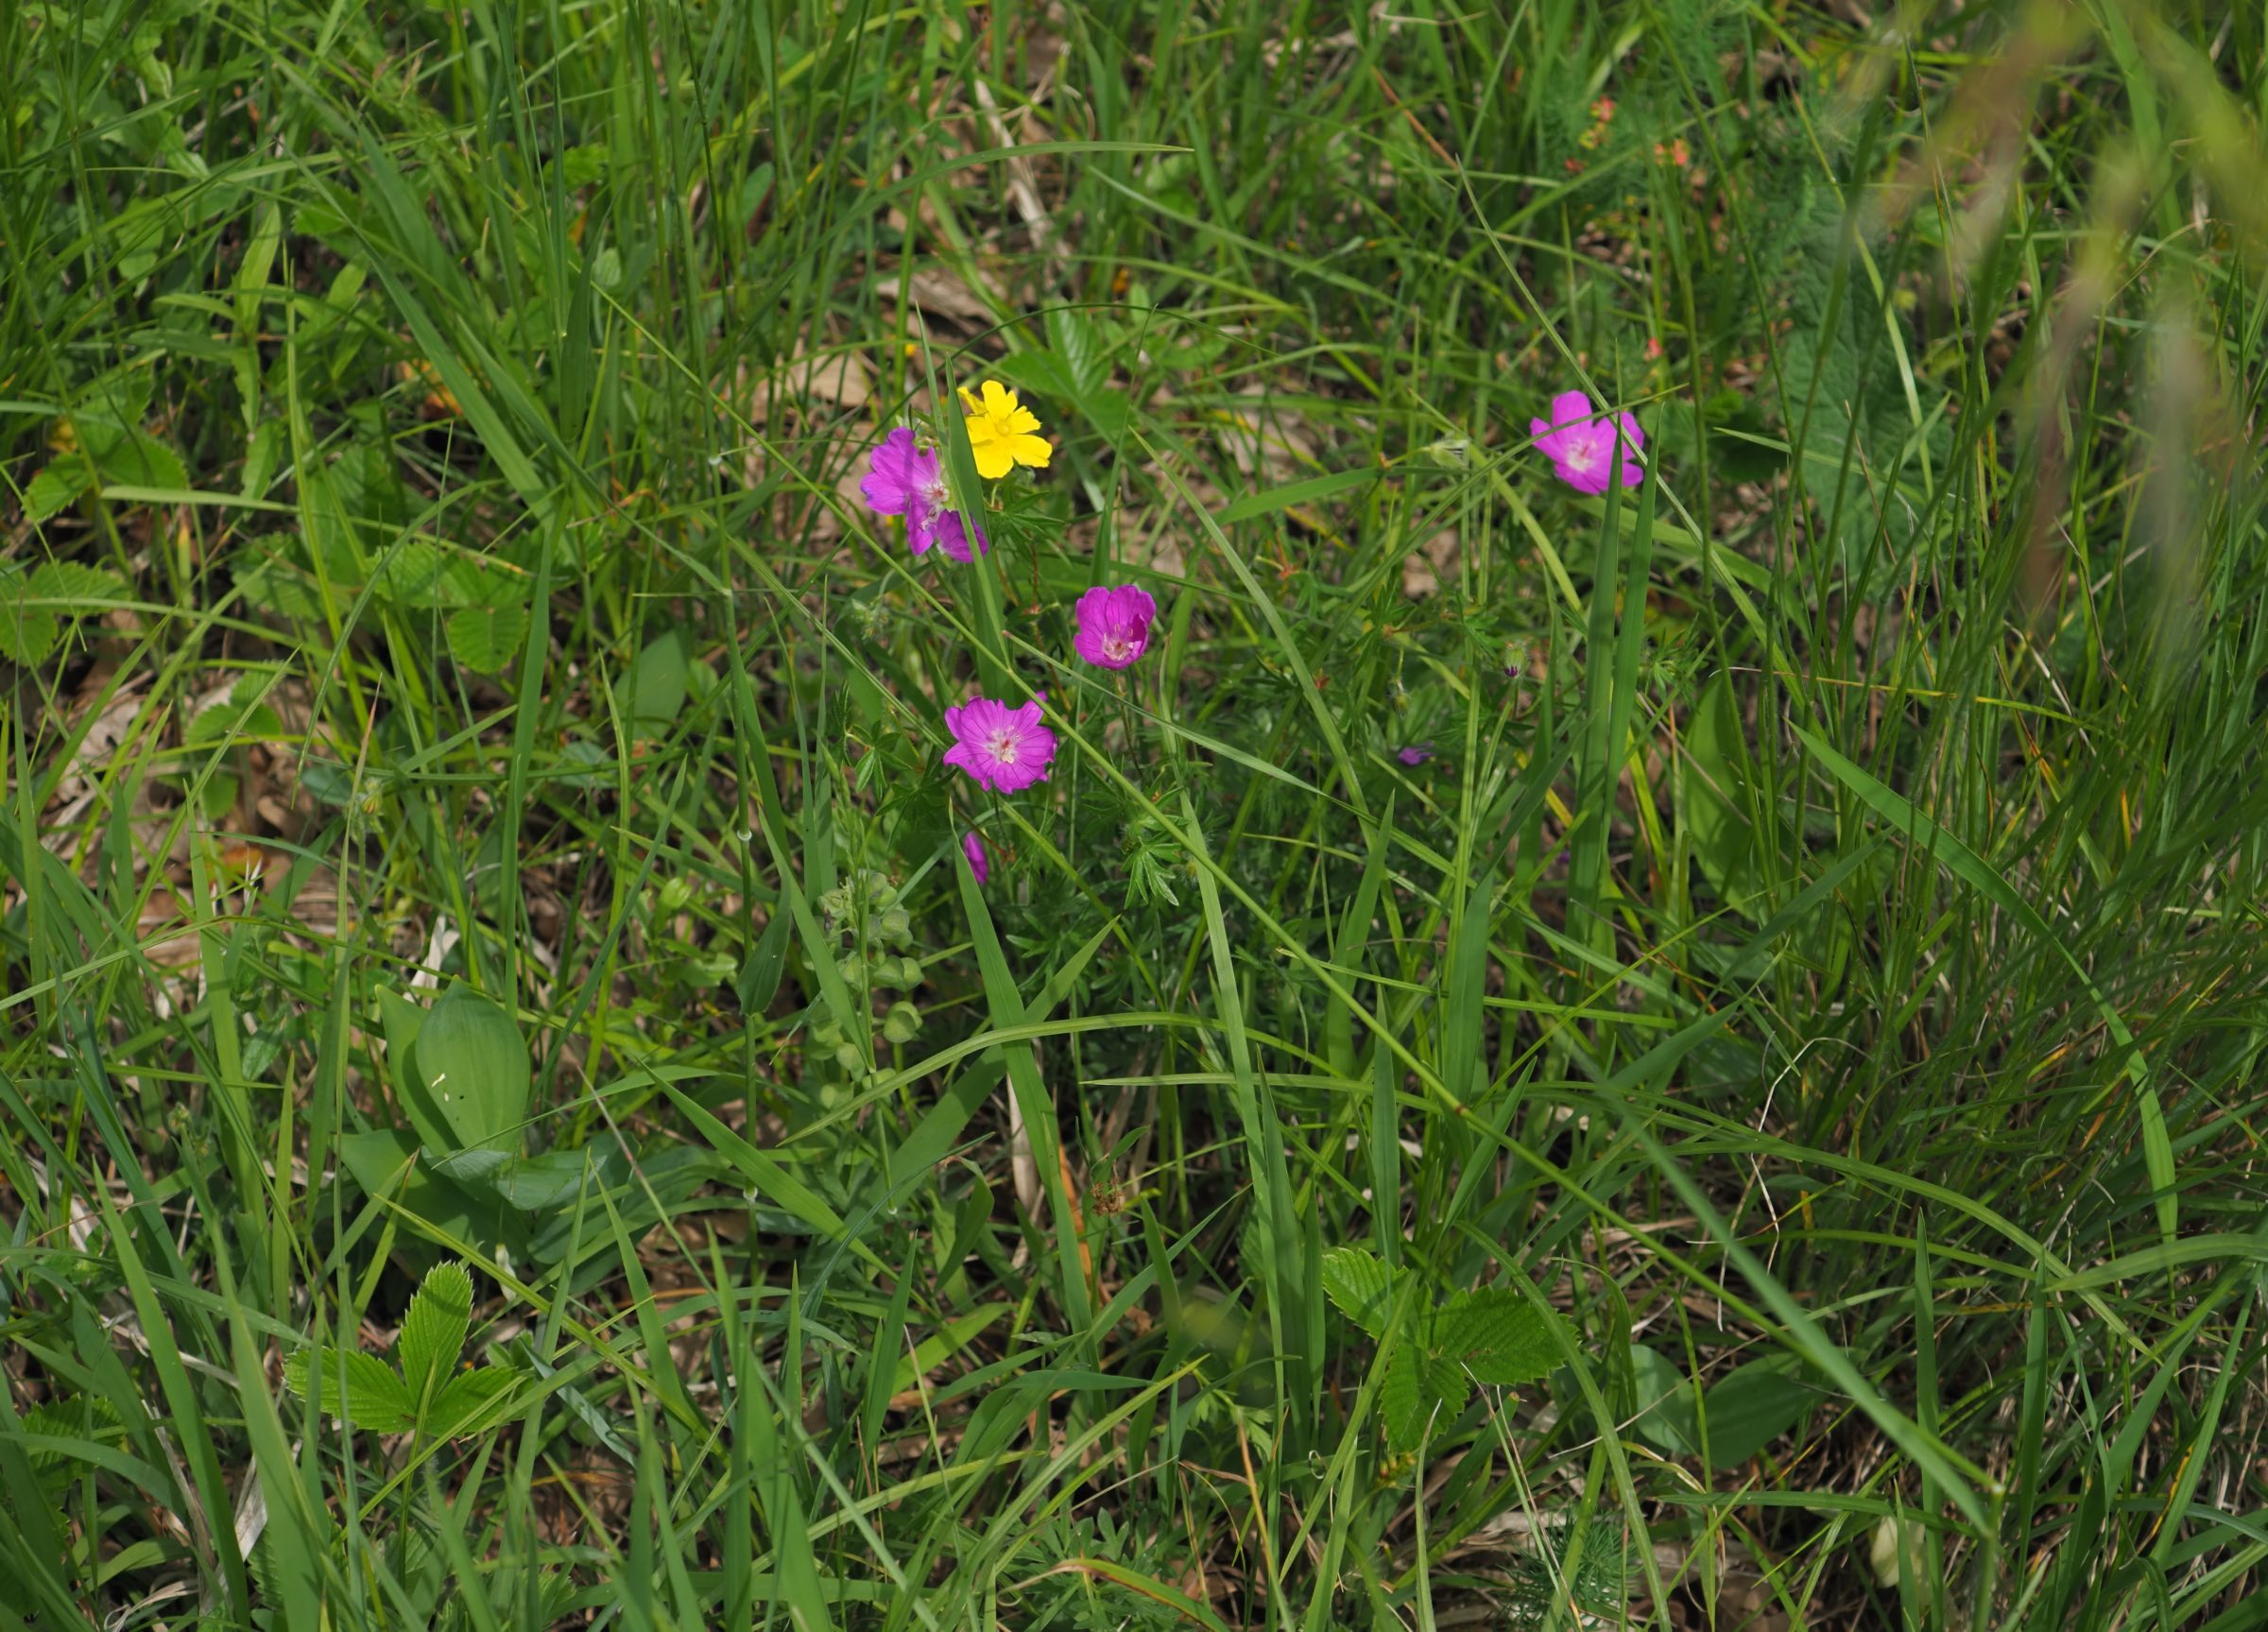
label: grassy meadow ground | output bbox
[5,0,2268,1626]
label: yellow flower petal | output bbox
[1007,433,1052,469]
[1005,405,1041,437]
[958,386,983,414]
[980,380,1017,417]
[971,440,1014,479]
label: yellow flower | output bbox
[958,380,1052,479]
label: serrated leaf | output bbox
[1380,1342,1422,1450]
[0,570,60,665]
[409,982,530,1154]
[446,599,529,673]
[234,560,327,620]
[185,683,284,750]
[426,1365,517,1438]
[1045,305,1110,399]
[1321,1245,1393,1339]
[24,456,93,524]
[285,1347,415,1432]
[1380,1342,1468,1453]
[1436,1287,1564,1386]
[88,427,187,493]
[28,561,125,606]
[375,538,452,608]
[398,1262,473,1406]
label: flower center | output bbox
[987,730,1020,764]
[1104,635,1131,661]
[1563,438,1598,471]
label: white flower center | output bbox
[987,730,1019,764]
[1104,635,1131,661]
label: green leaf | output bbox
[446,599,530,674]
[1796,726,2148,1091]
[1380,1343,1467,1453]
[1435,1287,1564,1386]
[409,983,531,1155]
[1380,1342,1423,1450]
[334,1127,536,1270]
[1045,305,1110,398]
[0,571,60,665]
[1321,1245,1393,1339]
[1627,1343,1699,1456]
[887,1305,1008,1396]
[375,539,452,607]
[398,1261,473,1407]
[2139,1088,2177,1250]
[234,559,326,620]
[1699,1358,1819,1467]
[426,1366,516,1438]
[0,559,120,665]
[88,426,188,493]
[736,906,792,1014]
[374,986,450,1154]
[30,561,124,610]
[1680,671,1768,915]
[1217,468,1376,524]
[24,457,93,524]
[617,629,690,733]
[184,679,284,749]
[285,1347,415,1432]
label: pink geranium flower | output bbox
[1072,584,1158,669]
[934,507,988,563]
[962,832,989,884]
[862,428,988,558]
[1530,391,1643,494]
[941,696,1057,794]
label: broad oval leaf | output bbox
[1700,1358,1820,1468]
[410,982,530,1155]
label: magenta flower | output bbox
[862,428,987,558]
[1530,391,1643,494]
[962,831,989,884]
[1073,584,1158,669]
[934,507,988,563]
[941,695,1057,794]
[1397,743,1435,765]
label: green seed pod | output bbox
[833,1040,867,1074]
[882,1002,921,1043]
[877,907,912,946]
